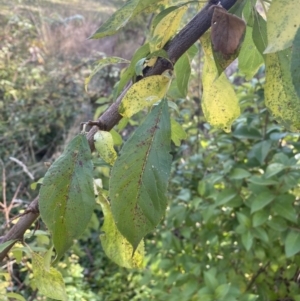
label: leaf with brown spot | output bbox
[200,31,240,132]
[39,134,95,263]
[211,6,246,71]
[264,0,300,53]
[110,100,172,250]
[265,48,300,131]
[119,73,171,118]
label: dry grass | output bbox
[1,0,145,62]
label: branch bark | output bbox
[0,0,238,262]
[0,197,39,262]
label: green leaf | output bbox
[110,129,123,146]
[236,212,251,228]
[0,240,17,252]
[171,118,186,146]
[273,202,297,223]
[241,0,253,25]
[32,252,67,301]
[110,100,172,250]
[6,293,26,301]
[200,32,240,132]
[252,210,269,227]
[242,231,253,251]
[39,134,95,263]
[12,248,23,264]
[187,44,199,60]
[198,180,207,196]
[167,100,179,114]
[250,191,275,213]
[119,73,171,118]
[291,28,300,98]
[196,287,214,301]
[215,284,230,299]
[285,230,300,257]
[91,0,168,39]
[264,0,300,53]
[252,227,269,243]
[265,48,300,131]
[239,294,259,301]
[249,140,272,164]
[94,131,117,166]
[216,188,237,206]
[239,26,264,79]
[117,43,150,95]
[98,192,144,269]
[204,269,218,291]
[147,49,169,61]
[230,168,251,179]
[264,163,285,178]
[118,117,129,130]
[227,195,243,208]
[135,58,147,76]
[174,53,191,97]
[85,57,129,92]
[252,10,267,56]
[30,177,44,190]
[228,0,248,17]
[150,5,187,52]
[44,246,53,271]
[248,176,278,186]
[267,216,288,232]
[233,125,262,139]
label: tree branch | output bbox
[0,0,238,262]
[86,0,237,150]
[0,197,39,262]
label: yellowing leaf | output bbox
[264,0,300,53]
[150,5,187,52]
[119,74,171,118]
[150,6,179,33]
[43,246,53,271]
[94,131,117,166]
[265,48,300,131]
[110,129,123,146]
[98,192,144,269]
[32,252,67,301]
[200,32,240,132]
[171,118,186,146]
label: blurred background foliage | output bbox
[1,1,300,301]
